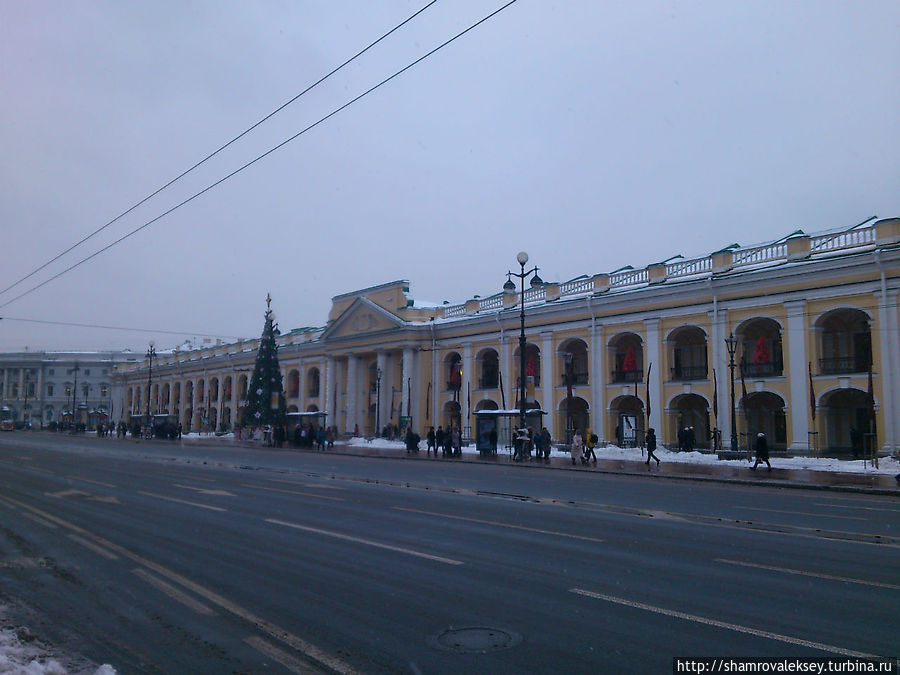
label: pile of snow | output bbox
[344,436,900,475]
[0,627,115,675]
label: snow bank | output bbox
[0,627,115,675]
[344,436,900,475]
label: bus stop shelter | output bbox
[474,408,546,457]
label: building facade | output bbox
[111,217,900,456]
[0,350,138,427]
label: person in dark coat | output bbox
[750,432,771,471]
[426,426,436,456]
[645,428,660,467]
[435,426,445,457]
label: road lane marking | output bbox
[132,568,215,615]
[244,636,320,675]
[22,512,58,529]
[46,489,90,499]
[245,484,344,501]
[715,558,900,590]
[172,483,236,497]
[68,534,118,560]
[815,503,898,513]
[266,478,345,490]
[394,507,605,543]
[265,518,464,566]
[569,588,877,658]
[69,477,116,488]
[0,493,359,675]
[740,506,866,521]
[137,491,226,512]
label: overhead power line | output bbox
[0,316,242,341]
[0,0,520,311]
[0,0,438,299]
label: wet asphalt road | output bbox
[0,432,897,673]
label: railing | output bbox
[743,361,783,377]
[562,372,589,386]
[479,377,499,390]
[560,277,593,295]
[443,303,466,318]
[810,224,876,253]
[732,242,788,268]
[666,256,712,279]
[479,295,503,311]
[440,222,881,320]
[523,286,546,304]
[670,366,708,381]
[819,357,870,375]
[609,268,649,287]
[611,370,642,383]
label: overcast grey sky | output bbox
[2,1,898,352]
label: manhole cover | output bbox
[428,627,522,654]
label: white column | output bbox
[878,288,899,454]
[377,351,388,431]
[347,355,359,434]
[710,307,732,448]
[430,344,439,425]
[590,320,604,440]
[785,300,809,451]
[541,331,554,437]
[325,356,335,426]
[499,335,511,411]
[644,318,662,434]
[296,359,304,412]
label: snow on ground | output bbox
[346,436,900,475]
[0,624,115,675]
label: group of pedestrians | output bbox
[289,424,337,450]
[424,425,462,457]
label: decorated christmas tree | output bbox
[243,294,286,427]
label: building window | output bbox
[66,386,72,397]
[11,383,18,397]
[49,369,55,376]
[85,369,91,376]
[100,385,108,397]
[48,384,54,397]
[83,384,90,397]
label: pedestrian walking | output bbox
[571,430,584,466]
[541,427,552,462]
[451,426,461,457]
[645,428,660,467]
[436,426,445,457]
[586,430,598,464]
[426,426,436,456]
[750,432,771,471]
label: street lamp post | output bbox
[724,332,738,452]
[504,251,543,435]
[145,342,156,435]
[71,362,80,432]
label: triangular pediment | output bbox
[322,297,406,340]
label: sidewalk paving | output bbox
[182,433,900,496]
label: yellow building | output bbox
[114,217,900,456]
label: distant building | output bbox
[0,350,138,427]
[110,217,900,456]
